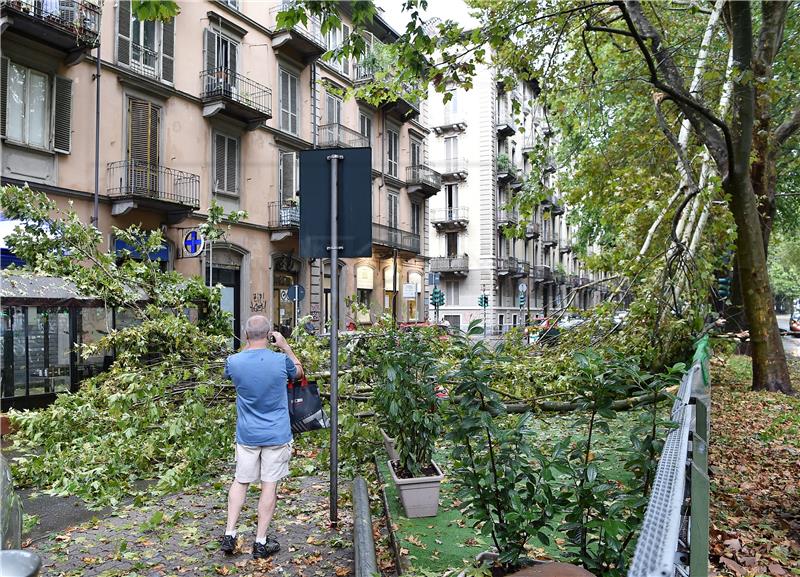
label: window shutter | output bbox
[280,69,289,130]
[225,136,238,195]
[128,98,159,165]
[204,28,217,74]
[214,133,226,192]
[53,75,72,154]
[161,18,175,84]
[117,0,131,66]
[0,57,7,138]
[342,24,350,76]
[289,74,297,133]
[280,151,295,204]
[229,42,238,75]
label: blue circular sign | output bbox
[183,230,205,257]
[287,284,305,302]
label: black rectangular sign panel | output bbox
[299,147,372,258]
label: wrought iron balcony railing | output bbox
[372,223,420,254]
[440,157,469,178]
[430,256,469,274]
[318,123,369,148]
[525,222,541,239]
[406,164,442,190]
[496,256,519,275]
[431,206,469,225]
[107,160,200,208]
[200,67,272,118]
[267,201,299,229]
[531,265,553,282]
[269,3,325,48]
[2,0,101,46]
[497,208,519,227]
[541,233,558,246]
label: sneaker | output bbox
[220,534,237,555]
[252,537,280,559]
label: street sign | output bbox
[182,230,204,257]
[402,283,416,299]
[299,147,372,258]
[518,282,528,293]
[287,284,305,302]
[428,272,441,286]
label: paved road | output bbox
[777,314,800,358]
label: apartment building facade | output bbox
[0,0,438,348]
[426,62,604,333]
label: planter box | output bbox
[388,459,444,518]
[381,428,399,461]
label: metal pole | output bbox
[92,43,101,227]
[327,154,343,527]
[294,293,298,329]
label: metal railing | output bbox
[372,223,420,253]
[629,337,710,577]
[497,108,516,132]
[107,160,200,208]
[496,256,519,274]
[531,265,552,282]
[200,67,272,117]
[440,157,469,176]
[568,274,580,287]
[2,0,101,43]
[269,3,325,47]
[497,208,519,226]
[130,41,161,81]
[318,123,369,148]
[430,256,469,273]
[431,206,469,224]
[267,201,299,229]
[406,165,442,190]
[526,222,541,238]
[541,233,558,246]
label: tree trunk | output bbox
[725,1,792,394]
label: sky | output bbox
[375,0,478,34]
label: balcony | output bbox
[541,234,558,248]
[568,274,580,288]
[559,241,573,253]
[553,270,566,285]
[497,109,516,137]
[318,123,369,149]
[353,61,420,120]
[525,222,541,239]
[406,165,442,198]
[542,197,565,216]
[531,265,553,283]
[496,257,528,278]
[431,207,469,230]
[579,276,590,287]
[200,67,272,129]
[440,157,469,181]
[267,201,299,230]
[497,208,519,228]
[497,166,519,184]
[430,255,469,276]
[107,160,199,223]
[432,113,467,135]
[1,0,101,62]
[269,4,326,61]
[372,223,420,255]
[128,42,162,82]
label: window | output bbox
[387,129,399,177]
[326,93,342,125]
[445,281,460,306]
[359,113,372,144]
[444,87,458,122]
[388,192,399,229]
[325,23,350,74]
[446,232,458,257]
[444,136,457,171]
[2,60,71,153]
[127,98,160,192]
[411,202,421,236]
[279,67,299,134]
[218,0,239,8]
[214,132,239,196]
[445,184,458,210]
[116,1,174,83]
[410,139,422,167]
[279,151,299,205]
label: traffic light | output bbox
[478,293,489,308]
[718,277,732,299]
[519,293,526,308]
[431,287,445,307]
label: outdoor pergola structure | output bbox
[0,273,148,411]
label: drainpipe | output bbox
[92,42,101,227]
[311,62,317,147]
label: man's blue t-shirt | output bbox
[224,349,297,446]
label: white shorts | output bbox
[235,442,292,483]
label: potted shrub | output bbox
[373,326,444,517]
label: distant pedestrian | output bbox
[220,315,304,559]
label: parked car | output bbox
[790,311,800,334]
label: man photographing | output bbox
[220,315,304,559]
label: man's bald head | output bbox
[245,315,271,341]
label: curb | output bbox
[353,476,379,577]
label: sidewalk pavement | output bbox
[27,475,353,577]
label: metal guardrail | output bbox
[628,336,710,577]
[1,0,101,44]
[199,67,272,118]
[406,164,442,190]
[107,160,200,208]
[372,223,420,254]
[267,201,299,229]
[268,2,325,47]
[431,206,469,224]
[318,123,368,148]
[130,41,161,81]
